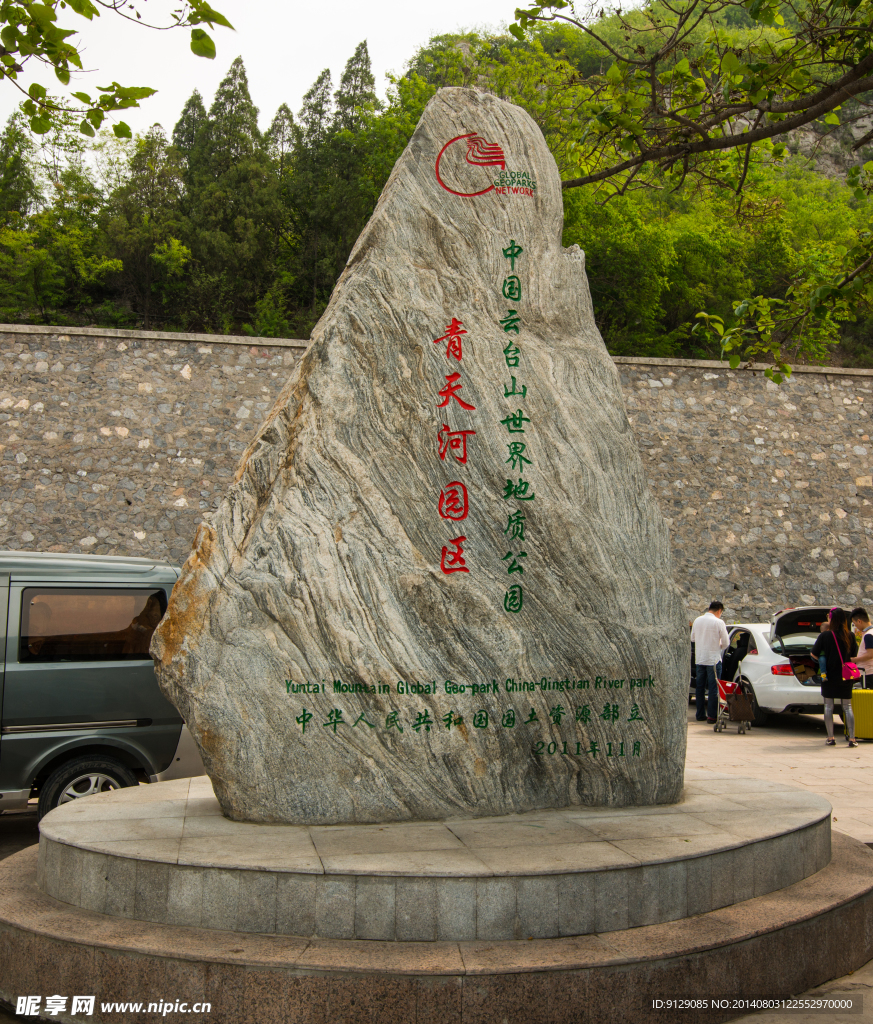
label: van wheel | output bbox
[38,756,138,819]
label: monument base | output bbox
[35,771,833,940]
[2,772,871,1023]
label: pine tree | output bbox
[334,41,379,131]
[103,125,186,329]
[171,56,277,332]
[299,69,333,145]
[266,104,295,175]
[172,90,207,196]
[291,69,336,310]
[172,90,207,162]
[205,56,262,176]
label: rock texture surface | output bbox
[1,328,872,622]
[152,87,688,824]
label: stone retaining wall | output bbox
[618,359,873,621]
[1,325,871,622]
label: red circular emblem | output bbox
[435,133,506,198]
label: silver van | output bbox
[0,551,203,818]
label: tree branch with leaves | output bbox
[513,0,873,379]
[1,0,231,138]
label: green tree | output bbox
[288,68,334,312]
[563,187,678,355]
[0,181,120,321]
[327,42,384,270]
[513,0,873,192]
[299,69,334,145]
[0,113,40,222]
[266,103,294,174]
[269,50,426,336]
[101,125,186,327]
[174,56,278,332]
[200,56,261,177]
[510,0,873,378]
[334,41,380,130]
[172,89,208,190]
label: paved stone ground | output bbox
[686,704,873,844]
[0,711,871,1020]
[0,807,37,865]
[732,961,873,1024]
[686,705,873,1021]
[0,807,37,1022]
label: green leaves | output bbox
[606,61,623,84]
[721,51,742,74]
[689,215,873,383]
[190,27,216,59]
[187,1,233,30]
[64,0,98,18]
[107,83,157,103]
[1,0,230,135]
[510,0,873,211]
[29,114,52,134]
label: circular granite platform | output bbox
[38,770,831,941]
[2,833,872,1024]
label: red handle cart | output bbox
[713,678,754,734]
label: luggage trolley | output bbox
[853,668,873,740]
[713,678,754,734]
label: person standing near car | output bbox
[812,607,859,747]
[691,600,730,723]
[851,607,873,686]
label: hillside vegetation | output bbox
[0,16,871,366]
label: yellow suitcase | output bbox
[851,686,873,739]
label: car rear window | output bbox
[19,588,167,663]
[781,631,821,643]
[772,631,821,653]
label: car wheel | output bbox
[745,682,770,726]
[38,755,138,819]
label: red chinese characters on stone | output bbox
[431,319,476,577]
[440,535,469,574]
[433,318,467,362]
[436,372,476,411]
[438,481,469,521]
[438,425,475,464]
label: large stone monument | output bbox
[4,88,873,1024]
[152,87,688,825]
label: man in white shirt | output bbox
[690,600,730,723]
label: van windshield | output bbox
[19,587,167,663]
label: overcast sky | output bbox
[1,0,515,137]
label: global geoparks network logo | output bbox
[435,133,537,199]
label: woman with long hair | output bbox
[812,607,859,747]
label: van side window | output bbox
[19,588,167,663]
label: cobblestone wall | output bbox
[2,327,872,623]
[0,328,301,570]
[620,361,873,622]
